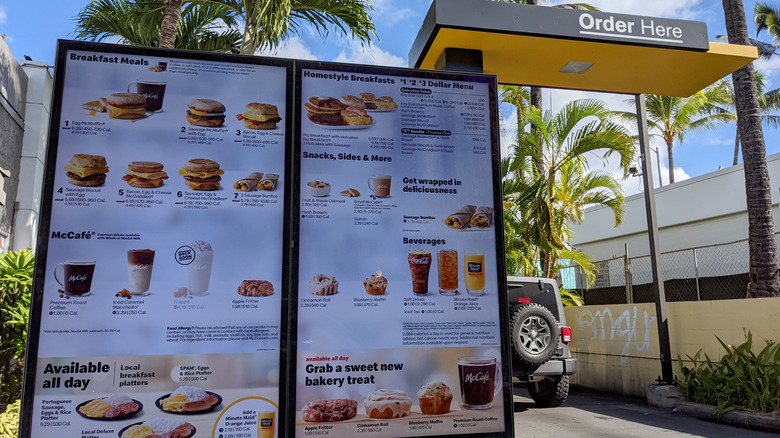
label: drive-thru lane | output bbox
[512,386,776,437]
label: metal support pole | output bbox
[653,147,663,187]
[635,94,674,384]
[624,243,632,304]
[693,248,701,301]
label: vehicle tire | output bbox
[528,375,569,408]
[510,303,559,367]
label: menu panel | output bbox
[25,42,290,438]
[293,64,509,437]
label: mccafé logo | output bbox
[51,230,94,240]
[464,371,490,383]
[69,274,89,282]
[577,12,684,43]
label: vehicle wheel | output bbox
[528,375,569,408]
[510,303,559,367]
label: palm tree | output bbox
[74,0,376,55]
[504,99,634,281]
[717,71,780,165]
[75,0,242,52]
[723,0,780,298]
[615,85,734,184]
[209,0,376,55]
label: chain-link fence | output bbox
[561,235,773,305]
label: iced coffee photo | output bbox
[127,249,155,295]
[188,240,214,296]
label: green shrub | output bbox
[0,399,20,438]
[676,331,780,414]
[0,249,34,410]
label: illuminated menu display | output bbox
[24,42,290,438]
[292,63,509,437]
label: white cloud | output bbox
[371,0,419,27]
[258,37,319,60]
[755,56,780,89]
[569,0,704,20]
[705,135,734,146]
[0,6,6,25]
[332,44,405,67]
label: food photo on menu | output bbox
[444,205,494,230]
[185,98,226,127]
[122,161,169,188]
[235,102,282,129]
[303,92,397,128]
[76,394,143,420]
[156,385,222,413]
[178,158,224,190]
[233,172,279,191]
[64,154,109,187]
[119,418,196,438]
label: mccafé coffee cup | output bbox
[54,261,96,296]
[457,357,501,409]
[128,80,167,111]
[368,175,391,198]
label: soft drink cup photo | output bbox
[408,249,432,294]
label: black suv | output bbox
[507,276,578,407]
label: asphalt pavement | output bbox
[511,385,777,437]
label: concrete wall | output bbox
[570,155,780,262]
[0,37,28,252]
[564,299,780,397]
[15,61,53,251]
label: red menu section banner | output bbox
[292,64,510,437]
[23,42,291,438]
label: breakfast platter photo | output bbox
[76,395,143,421]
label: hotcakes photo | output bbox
[304,96,375,129]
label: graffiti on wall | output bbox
[576,306,657,364]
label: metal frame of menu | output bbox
[290,61,512,437]
[21,41,294,438]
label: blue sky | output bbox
[2,0,779,195]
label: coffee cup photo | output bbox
[128,80,167,112]
[457,356,502,409]
[367,175,391,198]
[54,261,96,296]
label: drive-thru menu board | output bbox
[23,42,290,438]
[292,63,510,437]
